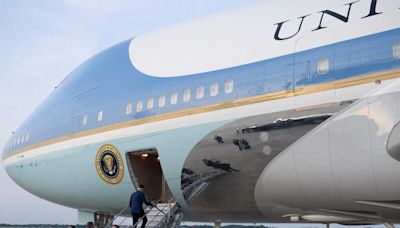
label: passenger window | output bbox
[147,98,154,110]
[136,101,143,112]
[21,135,25,143]
[126,103,132,114]
[183,89,191,102]
[26,134,29,142]
[97,111,103,122]
[171,92,178,105]
[224,80,234,94]
[82,114,88,126]
[17,137,20,145]
[210,83,219,97]
[159,95,165,107]
[317,58,329,75]
[196,86,204,99]
[394,42,400,59]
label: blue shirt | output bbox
[129,190,152,214]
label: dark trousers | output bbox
[132,211,147,228]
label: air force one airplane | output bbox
[2,0,400,227]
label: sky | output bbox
[0,0,390,227]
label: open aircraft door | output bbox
[126,148,173,203]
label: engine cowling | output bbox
[255,79,400,221]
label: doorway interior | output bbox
[126,148,173,203]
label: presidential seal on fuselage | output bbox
[95,144,124,184]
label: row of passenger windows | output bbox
[79,80,235,126]
[76,43,400,127]
[127,81,234,114]
[8,44,400,150]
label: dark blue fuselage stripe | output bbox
[3,28,400,156]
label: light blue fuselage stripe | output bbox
[4,120,229,209]
[3,28,400,156]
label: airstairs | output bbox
[107,198,183,228]
[115,150,183,228]
[137,200,183,228]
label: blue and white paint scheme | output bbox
[3,0,400,226]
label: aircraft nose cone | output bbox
[2,159,23,187]
[387,121,400,161]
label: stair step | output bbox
[154,206,171,210]
[147,216,163,221]
[133,201,180,228]
[147,211,168,216]
[147,211,165,215]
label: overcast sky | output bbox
[0,1,389,227]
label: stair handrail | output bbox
[108,197,180,228]
[160,197,179,228]
[152,204,168,215]
[106,204,130,227]
[108,200,157,228]
[133,198,166,227]
[131,203,157,228]
[147,197,178,228]
[145,198,167,227]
